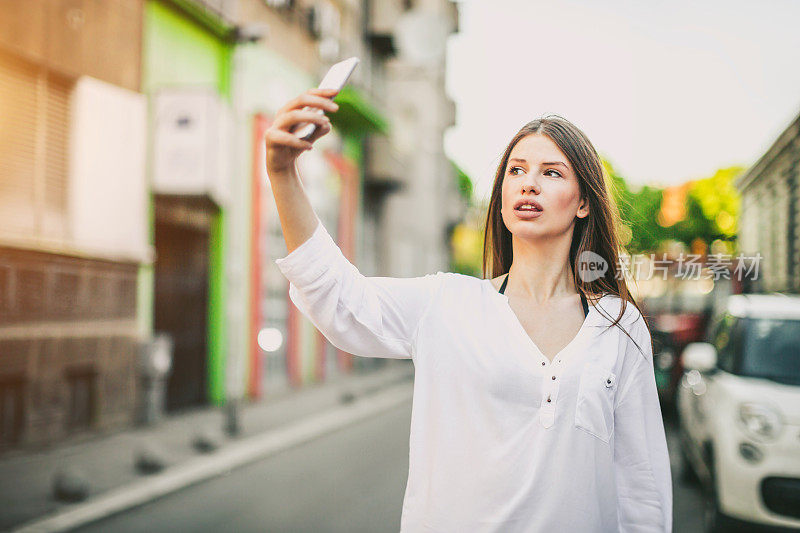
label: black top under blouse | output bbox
[498,273,589,318]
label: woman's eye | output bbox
[509,166,561,177]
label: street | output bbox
[2,2,798,532]
[76,399,705,533]
[76,401,413,533]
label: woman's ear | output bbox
[576,197,590,219]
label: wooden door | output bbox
[154,216,209,411]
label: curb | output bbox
[11,383,413,533]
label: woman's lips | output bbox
[515,208,544,219]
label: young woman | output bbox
[265,87,672,532]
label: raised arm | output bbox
[265,87,340,253]
[613,316,673,532]
[274,216,443,359]
[265,88,444,360]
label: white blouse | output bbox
[275,217,673,533]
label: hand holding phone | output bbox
[292,57,359,140]
[264,57,360,175]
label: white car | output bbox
[677,293,800,532]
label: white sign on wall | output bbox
[69,76,149,262]
[152,88,231,207]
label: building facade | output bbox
[0,0,463,451]
[141,0,238,411]
[0,0,148,450]
[736,110,800,294]
[364,0,462,280]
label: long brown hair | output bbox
[482,114,648,353]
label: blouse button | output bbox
[546,396,551,403]
[541,361,546,366]
[551,376,556,380]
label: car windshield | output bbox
[740,317,800,385]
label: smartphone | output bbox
[292,57,359,141]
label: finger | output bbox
[273,109,330,132]
[265,128,313,151]
[305,121,332,144]
[279,93,339,115]
[278,89,338,114]
[308,87,339,99]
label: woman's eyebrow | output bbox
[509,157,568,168]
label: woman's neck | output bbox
[507,234,577,303]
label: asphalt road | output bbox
[76,400,706,532]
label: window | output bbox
[711,313,736,370]
[717,317,744,373]
[65,366,96,431]
[740,318,800,384]
[0,50,72,240]
[0,375,24,446]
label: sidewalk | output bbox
[0,362,415,533]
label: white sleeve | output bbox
[613,316,673,533]
[273,217,445,360]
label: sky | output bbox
[443,0,800,200]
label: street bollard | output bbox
[138,332,173,426]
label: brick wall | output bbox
[0,247,139,451]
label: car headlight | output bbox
[737,402,784,442]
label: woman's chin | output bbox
[509,225,547,240]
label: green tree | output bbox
[451,161,473,202]
[601,160,743,256]
[687,166,742,241]
[602,158,663,254]
[660,166,743,254]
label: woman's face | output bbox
[500,133,589,240]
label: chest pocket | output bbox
[574,362,618,443]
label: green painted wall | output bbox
[143,1,232,98]
[207,210,226,404]
[140,0,231,406]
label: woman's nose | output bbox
[522,180,540,193]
